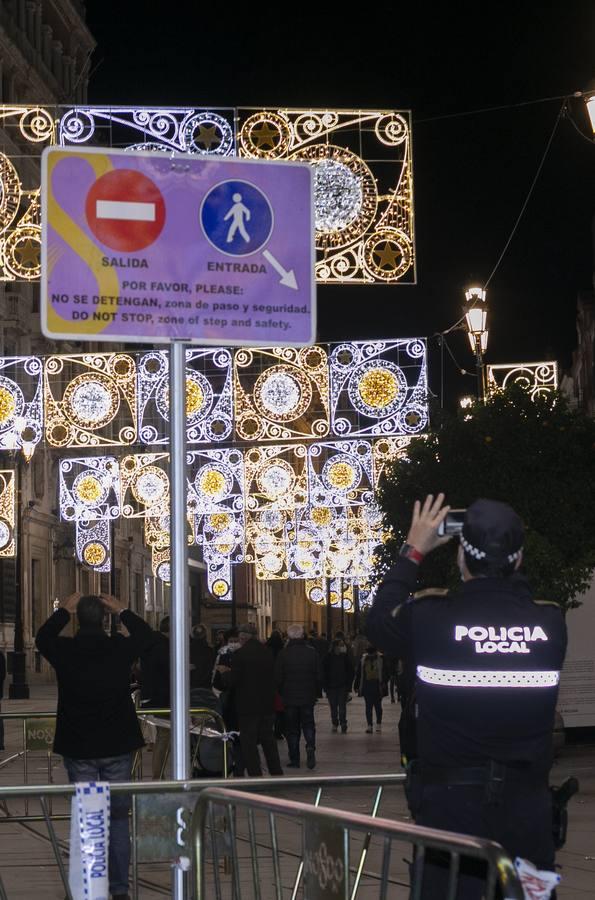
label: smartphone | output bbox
[438,509,466,536]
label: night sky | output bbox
[84,1,595,405]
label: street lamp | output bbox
[583,90,595,135]
[464,286,489,399]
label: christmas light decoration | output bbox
[76,519,111,573]
[0,357,43,458]
[45,354,137,448]
[0,471,15,557]
[59,457,120,523]
[1,105,414,285]
[487,362,558,400]
[120,453,169,518]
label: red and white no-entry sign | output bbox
[85,168,166,252]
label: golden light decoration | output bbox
[45,353,137,448]
[212,578,229,598]
[75,475,104,504]
[0,387,16,424]
[239,108,415,284]
[234,347,329,442]
[185,377,205,416]
[131,466,169,506]
[311,506,333,527]
[358,367,399,410]
[326,460,357,491]
[83,542,107,566]
[199,468,228,499]
[0,471,15,558]
[209,512,231,533]
[120,453,169,519]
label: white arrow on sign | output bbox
[263,250,298,290]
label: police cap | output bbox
[461,498,524,564]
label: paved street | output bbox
[0,677,593,897]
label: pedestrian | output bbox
[275,624,322,769]
[221,623,283,777]
[139,615,170,779]
[323,637,354,733]
[212,628,242,774]
[351,627,368,663]
[35,592,156,900]
[356,645,386,733]
[366,495,567,898]
[267,629,286,739]
[0,646,5,752]
[189,624,216,691]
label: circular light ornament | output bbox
[83,542,107,567]
[156,371,212,424]
[0,377,24,428]
[313,159,362,232]
[74,472,107,506]
[257,460,294,501]
[323,456,361,493]
[259,509,284,532]
[349,360,407,418]
[308,585,325,605]
[0,521,11,549]
[261,551,283,574]
[208,512,231,533]
[253,366,310,422]
[294,548,315,572]
[212,579,229,598]
[132,467,169,505]
[255,533,276,555]
[64,374,119,428]
[157,562,171,583]
[310,506,333,527]
[196,465,232,502]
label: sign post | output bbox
[42,146,315,899]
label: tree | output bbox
[376,386,595,609]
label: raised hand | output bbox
[406,493,452,556]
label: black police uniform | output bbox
[367,555,567,897]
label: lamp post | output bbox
[9,456,30,699]
[583,90,595,135]
[463,286,489,400]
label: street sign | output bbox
[41,146,316,347]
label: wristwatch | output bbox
[399,542,424,564]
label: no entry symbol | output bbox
[86,169,166,252]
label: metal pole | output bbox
[353,583,360,633]
[109,519,118,636]
[325,577,332,640]
[340,577,345,635]
[170,340,190,899]
[230,565,236,628]
[9,458,29,699]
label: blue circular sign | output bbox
[200,179,274,256]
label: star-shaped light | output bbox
[373,241,400,270]
[405,410,420,427]
[251,121,281,149]
[195,124,221,151]
[13,237,40,268]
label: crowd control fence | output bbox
[192,786,525,900]
[0,773,525,899]
[0,707,230,798]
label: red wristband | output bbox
[399,543,425,564]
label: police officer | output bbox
[366,494,567,898]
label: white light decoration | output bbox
[487,362,558,401]
[76,519,111,573]
[137,349,233,445]
[329,340,428,438]
[313,159,363,232]
[120,453,169,518]
[244,445,308,511]
[309,441,374,508]
[0,357,43,459]
[59,457,121,523]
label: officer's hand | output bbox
[407,493,452,556]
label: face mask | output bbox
[337,645,347,654]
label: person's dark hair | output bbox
[159,615,170,634]
[224,627,239,642]
[76,595,105,630]
[192,624,207,641]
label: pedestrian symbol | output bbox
[200,179,273,257]
[224,193,251,243]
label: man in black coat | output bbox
[223,623,283,777]
[36,592,156,900]
[189,624,216,690]
[275,624,323,769]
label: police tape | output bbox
[69,781,110,900]
[514,857,560,900]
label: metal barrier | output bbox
[0,707,230,790]
[192,786,526,900]
[0,774,406,899]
